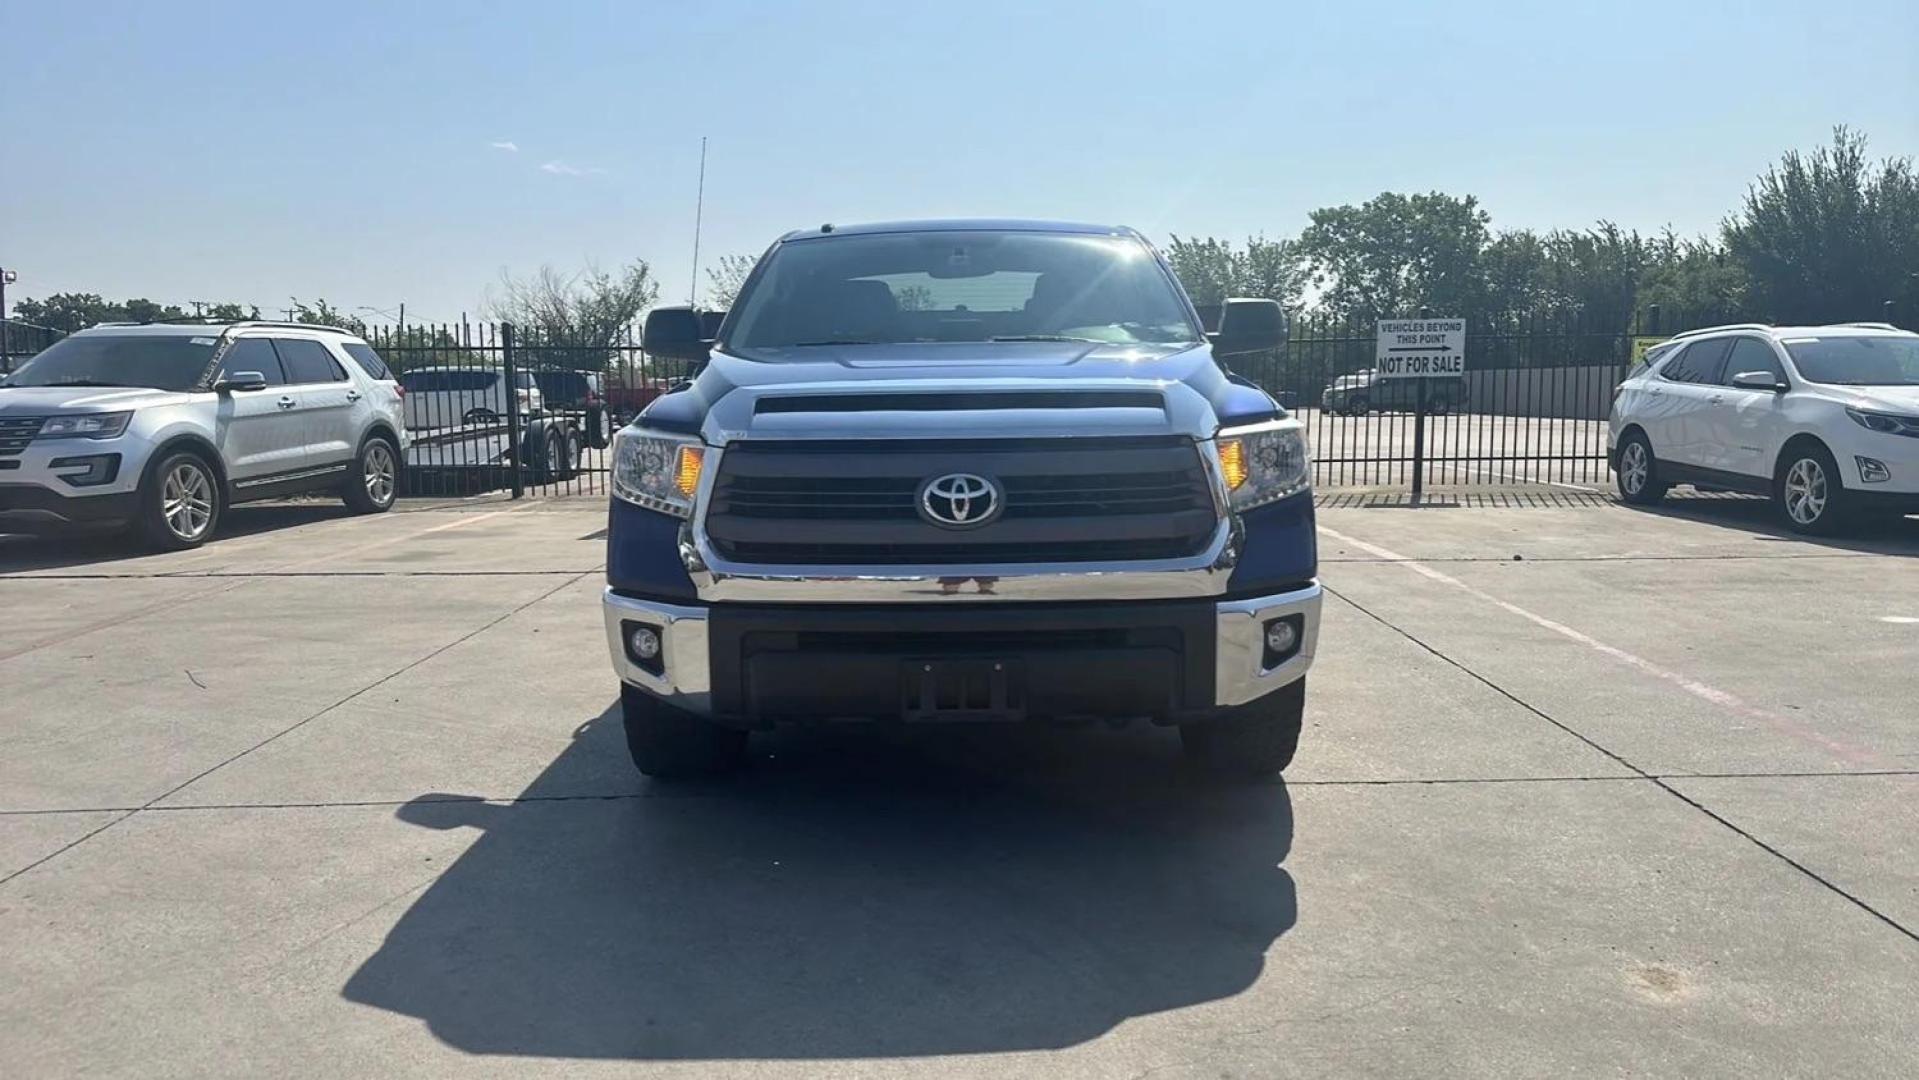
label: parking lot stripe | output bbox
[1317,524,1881,768]
[1324,583,1919,947]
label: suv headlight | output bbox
[1845,407,1919,438]
[37,411,132,440]
[1216,421,1311,511]
[611,427,706,517]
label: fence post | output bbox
[502,322,525,500]
[1885,299,1898,329]
[1410,308,1430,501]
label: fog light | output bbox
[51,453,121,487]
[1857,456,1891,484]
[629,626,661,661]
[1265,619,1299,656]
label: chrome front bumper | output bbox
[603,581,1321,717]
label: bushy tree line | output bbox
[1168,127,1916,330]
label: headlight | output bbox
[611,427,706,517]
[1845,407,1919,437]
[1216,422,1311,511]
[37,411,132,440]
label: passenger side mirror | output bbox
[1209,298,1288,357]
[1730,370,1787,392]
[642,307,711,362]
[215,370,269,393]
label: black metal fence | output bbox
[0,320,65,375]
[1231,307,1741,490]
[7,305,1905,496]
[362,323,686,499]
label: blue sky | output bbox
[3,0,1915,324]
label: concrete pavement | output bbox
[1,493,1915,1077]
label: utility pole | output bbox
[189,300,207,318]
[0,268,15,371]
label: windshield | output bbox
[3,334,219,391]
[724,231,1200,352]
[1783,335,1919,386]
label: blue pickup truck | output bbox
[601,220,1320,778]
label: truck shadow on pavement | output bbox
[344,710,1297,1060]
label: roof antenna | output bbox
[688,136,707,307]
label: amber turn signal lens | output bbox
[674,446,705,497]
[1218,438,1249,489]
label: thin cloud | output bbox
[488,140,520,153]
[539,159,605,177]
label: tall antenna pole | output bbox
[688,136,707,307]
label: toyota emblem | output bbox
[918,472,1002,529]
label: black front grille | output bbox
[0,416,44,457]
[705,436,1218,565]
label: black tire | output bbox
[342,435,400,514]
[1614,430,1668,505]
[558,429,583,481]
[464,407,499,426]
[1774,441,1850,535]
[621,683,746,778]
[137,450,222,551]
[532,429,565,484]
[1424,397,1451,416]
[1346,396,1371,417]
[1181,678,1305,779]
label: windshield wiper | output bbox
[990,335,1103,343]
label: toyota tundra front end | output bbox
[602,220,1320,778]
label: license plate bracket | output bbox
[901,657,1025,722]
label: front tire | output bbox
[1615,432,1668,505]
[1181,678,1305,779]
[343,435,399,514]
[138,451,222,550]
[621,683,746,778]
[1776,442,1849,535]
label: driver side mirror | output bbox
[1729,370,1787,393]
[1210,298,1288,357]
[215,370,269,393]
[642,307,711,362]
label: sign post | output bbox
[1375,316,1466,499]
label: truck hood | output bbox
[648,341,1283,443]
[0,385,193,414]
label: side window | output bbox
[1722,337,1786,386]
[1660,338,1732,384]
[215,338,287,386]
[340,342,393,381]
[274,339,348,384]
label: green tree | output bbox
[1724,126,1919,324]
[1165,234,1304,309]
[290,298,368,337]
[490,260,660,371]
[702,254,757,310]
[1638,231,1750,325]
[1295,192,1492,322]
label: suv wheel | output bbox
[1615,432,1668,505]
[621,683,746,778]
[1345,396,1371,416]
[1180,678,1305,779]
[139,451,221,550]
[344,436,400,514]
[1776,442,1848,535]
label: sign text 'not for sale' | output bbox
[1375,318,1466,377]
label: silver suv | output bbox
[0,322,408,549]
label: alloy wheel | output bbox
[162,462,215,541]
[365,443,396,505]
[1620,442,1648,495]
[1783,458,1827,525]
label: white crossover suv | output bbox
[1610,322,1919,533]
[0,322,409,549]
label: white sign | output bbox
[1375,318,1466,377]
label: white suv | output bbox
[1610,322,1919,533]
[0,322,409,549]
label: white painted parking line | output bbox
[1318,524,1885,768]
